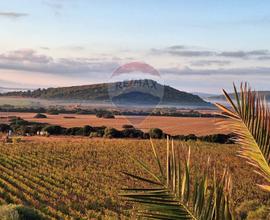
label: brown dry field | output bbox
[0,112,231,136]
[0,136,267,219]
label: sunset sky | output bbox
[0,0,270,93]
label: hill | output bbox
[1,80,211,106]
[192,92,218,99]
[0,87,30,93]
[209,91,270,101]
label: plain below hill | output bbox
[0,80,212,107]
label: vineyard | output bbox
[0,137,268,219]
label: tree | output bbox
[216,83,270,192]
[34,113,47,119]
[149,128,163,139]
[0,124,11,133]
[83,125,93,136]
[185,134,197,141]
[122,124,134,129]
[34,113,47,118]
[43,125,65,135]
[122,128,144,138]
[66,127,83,136]
[104,127,121,138]
[0,204,44,220]
[120,139,234,219]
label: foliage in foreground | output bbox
[0,204,44,220]
[121,139,234,219]
[235,200,270,220]
[215,83,270,192]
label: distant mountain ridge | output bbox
[0,87,30,93]
[1,80,212,106]
[209,91,270,101]
[192,92,218,99]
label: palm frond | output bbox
[120,140,234,220]
[215,83,270,192]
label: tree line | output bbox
[0,117,234,144]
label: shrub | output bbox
[74,127,84,136]
[185,134,197,141]
[64,126,94,136]
[149,128,163,139]
[89,132,102,138]
[0,205,44,220]
[122,124,134,129]
[95,111,115,119]
[83,125,93,136]
[11,125,43,136]
[247,205,270,220]
[199,133,233,144]
[104,127,121,138]
[173,135,186,141]
[29,125,45,135]
[34,113,47,119]
[66,127,84,136]
[0,124,11,133]
[96,112,103,118]
[143,132,150,139]
[103,113,115,119]
[14,126,29,136]
[93,126,106,137]
[236,200,270,219]
[16,205,44,220]
[122,128,144,138]
[236,200,261,219]
[9,118,29,126]
[43,125,65,135]
[0,204,19,220]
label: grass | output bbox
[0,97,38,107]
[0,138,268,219]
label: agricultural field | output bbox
[0,137,267,219]
[0,112,230,135]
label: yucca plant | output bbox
[120,139,234,219]
[215,83,270,192]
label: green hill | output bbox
[1,80,211,106]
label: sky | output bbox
[0,0,270,93]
